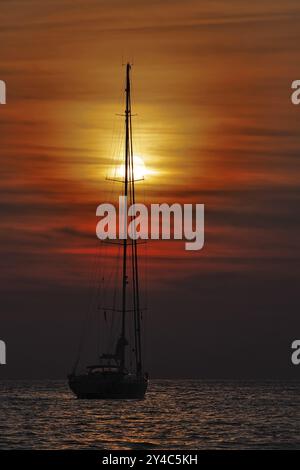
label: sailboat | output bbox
[68,64,148,399]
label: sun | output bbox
[112,155,154,181]
[131,155,147,180]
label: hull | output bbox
[68,373,148,399]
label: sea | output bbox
[0,380,299,450]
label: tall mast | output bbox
[120,63,143,375]
[120,63,131,372]
[129,111,142,376]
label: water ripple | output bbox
[0,380,299,449]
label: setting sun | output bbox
[110,155,155,181]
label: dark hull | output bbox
[68,373,148,399]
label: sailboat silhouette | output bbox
[68,64,148,399]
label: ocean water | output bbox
[0,380,299,450]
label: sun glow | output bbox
[112,155,155,181]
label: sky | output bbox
[1,0,300,378]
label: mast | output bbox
[120,63,130,372]
[129,110,142,376]
[119,63,143,375]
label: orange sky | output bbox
[1,0,300,292]
[1,0,300,378]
